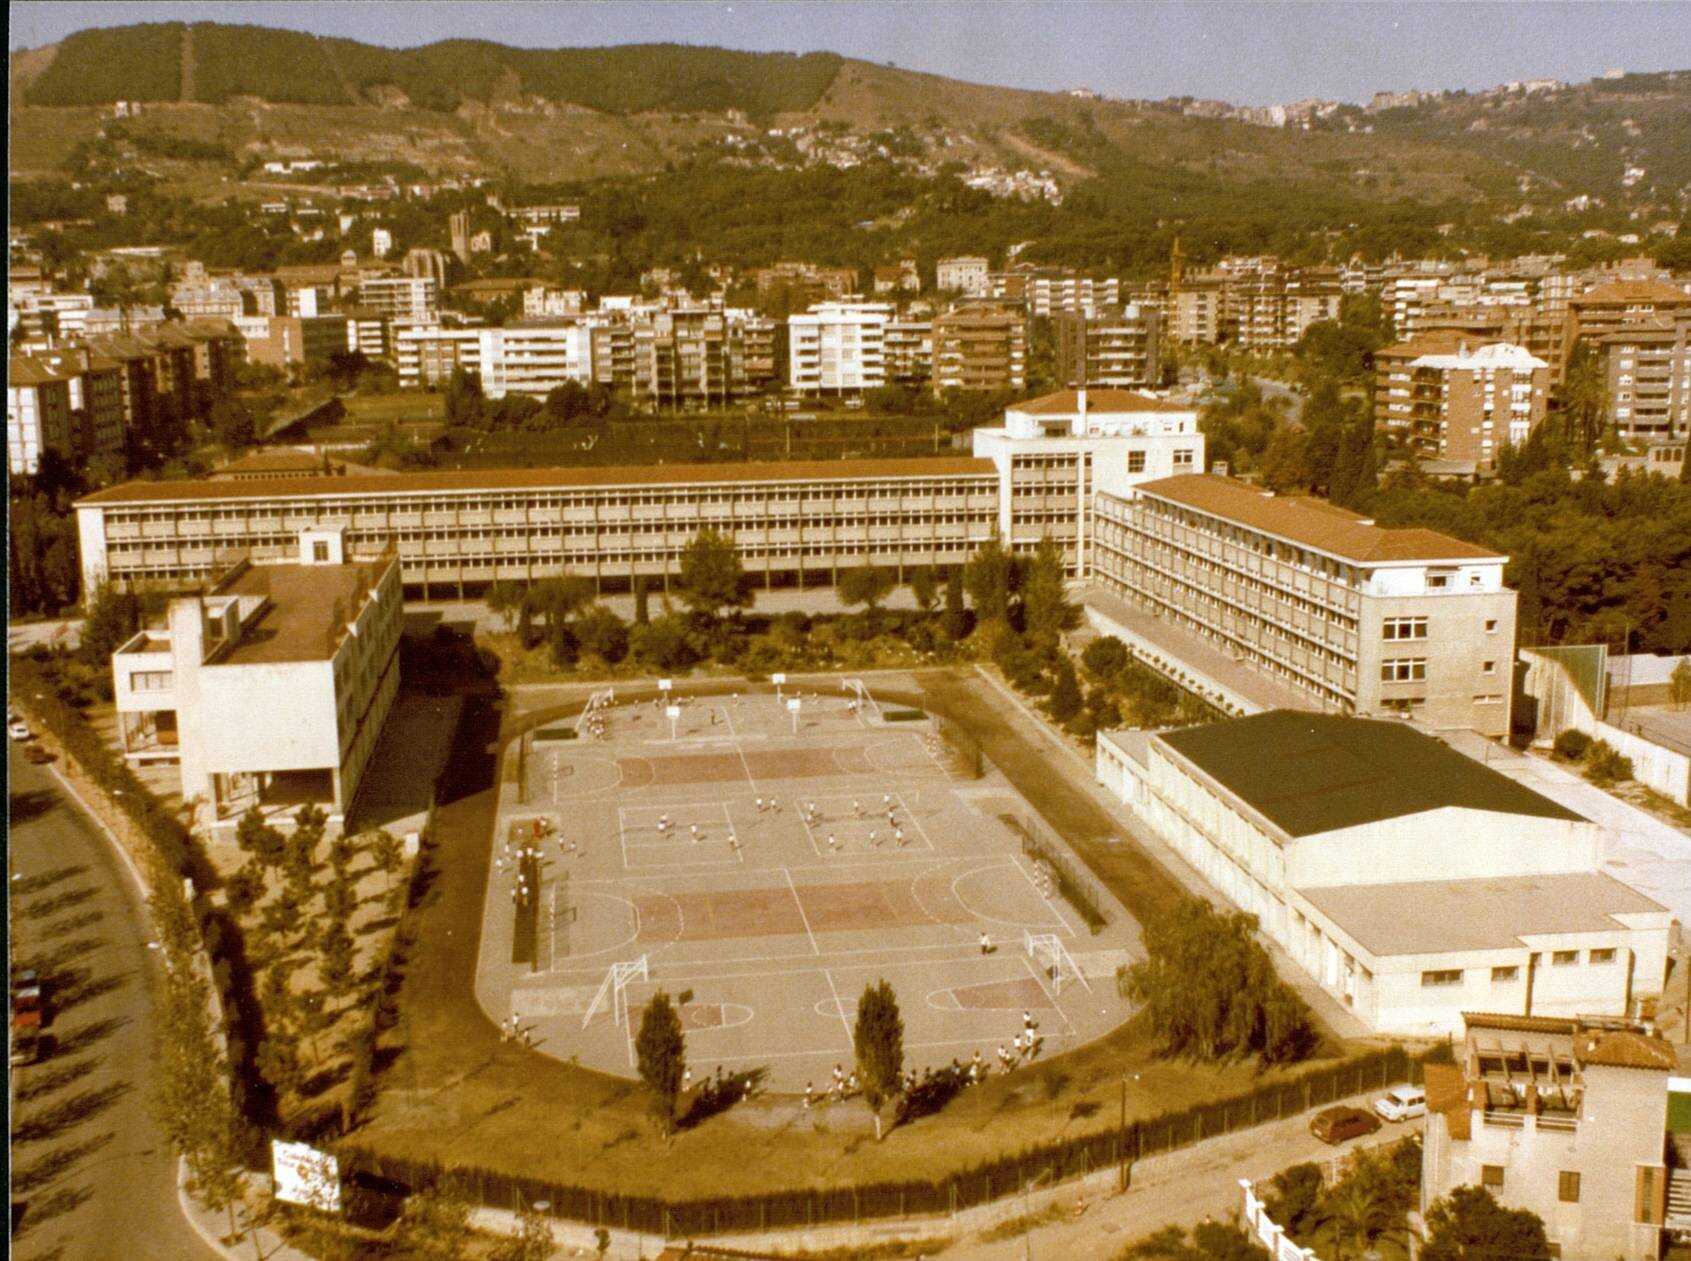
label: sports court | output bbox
[474,683,1141,1093]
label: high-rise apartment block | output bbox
[1599,319,1691,444]
[1375,335,1549,470]
[1055,304,1162,389]
[931,307,1027,394]
[787,301,891,395]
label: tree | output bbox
[1422,1186,1552,1261]
[527,575,594,631]
[909,566,939,614]
[1264,1163,1324,1240]
[838,564,896,626]
[369,829,405,892]
[209,396,256,449]
[1047,656,1083,724]
[548,619,579,669]
[633,574,651,625]
[1321,1174,1388,1259]
[487,580,524,631]
[1124,898,1316,1064]
[80,583,143,675]
[630,615,697,671]
[1021,537,1075,642]
[941,565,972,640]
[677,527,751,619]
[488,1201,557,1261]
[235,806,286,871]
[634,990,686,1133]
[574,605,629,663]
[1124,1223,1268,1260]
[1081,635,1128,681]
[963,535,1016,623]
[1670,657,1691,709]
[853,979,904,1140]
[397,1180,476,1260]
[444,368,484,427]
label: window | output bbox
[1127,451,1146,473]
[1589,948,1616,965]
[1482,660,1496,676]
[1491,965,1519,983]
[1382,617,1428,641]
[1172,448,1194,470]
[1485,619,1499,633]
[1552,950,1578,966]
[1427,572,1452,589]
[1421,969,1462,987]
[1558,1171,1580,1203]
[312,540,330,562]
[1381,659,1427,683]
[1481,1165,1505,1189]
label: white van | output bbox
[1374,1084,1427,1122]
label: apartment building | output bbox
[1600,319,1691,444]
[395,325,481,389]
[111,530,402,831]
[1095,711,1668,1036]
[931,307,1027,394]
[478,323,593,398]
[883,319,934,388]
[989,266,1120,318]
[788,301,892,395]
[1375,338,1549,470]
[754,262,857,315]
[8,347,128,475]
[936,256,991,297]
[245,314,356,371]
[739,315,779,389]
[7,354,75,475]
[1169,275,1225,344]
[1091,474,1518,734]
[1055,304,1162,389]
[355,275,439,322]
[1562,279,1691,376]
[1423,1013,1673,1260]
[632,309,743,410]
[971,388,1203,574]
[523,286,587,318]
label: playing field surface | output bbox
[475,688,1140,1093]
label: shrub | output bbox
[1551,729,1592,761]
[1583,739,1634,786]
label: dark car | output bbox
[1309,1105,1382,1145]
[22,745,55,765]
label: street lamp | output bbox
[1119,1072,1141,1192]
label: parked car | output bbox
[11,969,47,1032]
[8,719,33,741]
[10,1024,41,1067]
[22,745,55,765]
[1309,1105,1382,1145]
[1374,1085,1427,1122]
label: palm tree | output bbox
[1322,1175,1388,1260]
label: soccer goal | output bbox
[582,955,648,1030]
[1024,931,1089,995]
[843,677,881,721]
[575,687,616,737]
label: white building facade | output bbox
[788,301,893,395]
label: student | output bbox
[979,931,992,955]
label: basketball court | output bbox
[474,683,1141,1093]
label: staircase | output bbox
[1666,1167,1691,1230]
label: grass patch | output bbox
[531,726,578,742]
[884,708,927,722]
[978,1202,1069,1243]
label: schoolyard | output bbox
[474,685,1139,1094]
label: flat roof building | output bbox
[1091,473,1517,735]
[112,530,403,832]
[1095,712,1670,1036]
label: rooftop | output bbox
[1295,871,1665,956]
[1157,711,1586,837]
[76,456,998,507]
[1013,388,1192,416]
[1574,279,1691,307]
[215,559,390,665]
[1131,474,1505,564]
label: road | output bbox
[7,743,218,1261]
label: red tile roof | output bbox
[1132,474,1504,564]
[76,456,998,507]
[1577,1028,1675,1072]
[1015,388,1191,415]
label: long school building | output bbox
[76,458,1006,600]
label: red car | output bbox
[1309,1105,1382,1145]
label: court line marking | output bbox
[547,951,1038,986]
[726,705,761,793]
[949,862,1070,935]
[784,866,821,956]
[821,968,856,1048]
[671,1034,1062,1065]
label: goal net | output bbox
[582,955,648,1030]
[576,687,616,737]
[843,678,881,721]
[1024,931,1088,995]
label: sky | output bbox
[9,0,1691,106]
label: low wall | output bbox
[1521,648,1691,804]
[1241,1179,1325,1261]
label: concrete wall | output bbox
[1286,808,1602,889]
[1523,648,1691,805]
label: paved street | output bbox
[7,744,217,1261]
